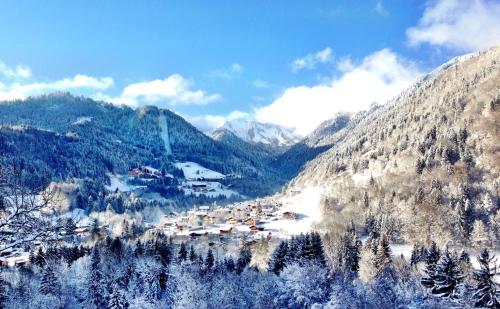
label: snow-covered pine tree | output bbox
[269,241,288,275]
[471,220,491,249]
[0,274,7,309]
[134,240,144,256]
[108,282,128,309]
[457,197,474,240]
[421,241,441,288]
[39,265,60,296]
[310,232,326,265]
[375,234,392,272]
[431,249,464,299]
[472,249,500,308]
[410,244,419,267]
[339,223,361,276]
[87,247,107,309]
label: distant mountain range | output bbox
[218,119,301,147]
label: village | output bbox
[0,163,317,267]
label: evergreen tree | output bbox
[0,274,7,309]
[178,242,187,262]
[188,245,197,262]
[269,241,288,275]
[310,232,326,265]
[39,264,60,296]
[339,224,361,276]
[108,282,128,309]
[472,249,500,308]
[34,247,45,268]
[134,240,144,256]
[65,217,77,235]
[410,244,419,267]
[236,246,252,273]
[205,249,215,270]
[421,242,441,288]
[457,197,474,240]
[91,219,101,239]
[375,234,392,271]
[431,250,464,299]
[87,247,107,309]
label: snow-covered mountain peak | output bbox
[219,119,301,147]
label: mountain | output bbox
[273,113,351,179]
[287,45,500,247]
[220,119,301,147]
[0,93,285,197]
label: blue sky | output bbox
[1,0,499,135]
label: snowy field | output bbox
[105,173,146,192]
[174,162,225,180]
[181,181,239,198]
[262,187,324,236]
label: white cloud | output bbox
[256,49,421,136]
[374,1,389,15]
[0,61,32,79]
[291,47,333,72]
[118,74,221,107]
[253,80,269,89]
[0,74,114,101]
[208,63,244,79]
[406,0,500,52]
[186,110,249,134]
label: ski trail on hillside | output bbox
[159,113,173,156]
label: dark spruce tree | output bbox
[269,241,288,275]
[178,242,187,262]
[472,249,500,308]
[431,249,464,299]
[421,241,441,288]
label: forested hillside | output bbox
[290,46,500,248]
[0,94,286,197]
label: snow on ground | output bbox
[105,173,145,192]
[158,113,173,156]
[174,162,225,180]
[181,181,238,198]
[262,187,324,236]
[72,116,92,125]
[351,170,383,185]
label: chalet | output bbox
[176,223,187,231]
[226,217,239,225]
[199,205,210,211]
[191,183,207,189]
[214,208,231,217]
[244,217,257,226]
[282,211,297,220]
[219,226,233,234]
[249,225,265,233]
[189,227,208,237]
[129,166,163,179]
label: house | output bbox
[282,211,297,220]
[176,223,187,231]
[129,166,163,179]
[199,205,210,211]
[244,217,257,226]
[191,183,207,189]
[219,226,233,234]
[249,225,265,233]
[226,217,239,225]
